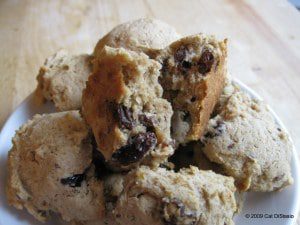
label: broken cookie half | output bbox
[154,34,227,145]
[82,47,174,171]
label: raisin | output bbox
[174,46,187,63]
[190,96,196,102]
[138,114,155,130]
[174,46,193,73]
[117,104,134,129]
[198,50,214,74]
[111,132,157,165]
[181,61,192,69]
[61,174,86,187]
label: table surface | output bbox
[0,0,300,223]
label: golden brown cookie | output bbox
[82,47,174,171]
[154,34,227,145]
[6,111,104,222]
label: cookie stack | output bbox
[6,18,293,225]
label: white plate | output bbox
[0,80,299,225]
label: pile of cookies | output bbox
[6,19,293,225]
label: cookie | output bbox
[6,111,104,222]
[93,18,180,71]
[114,166,237,225]
[154,34,227,145]
[36,50,92,111]
[82,47,174,170]
[201,88,293,191]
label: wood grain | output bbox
[0,0,299,223]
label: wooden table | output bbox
[0,0,299,223]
